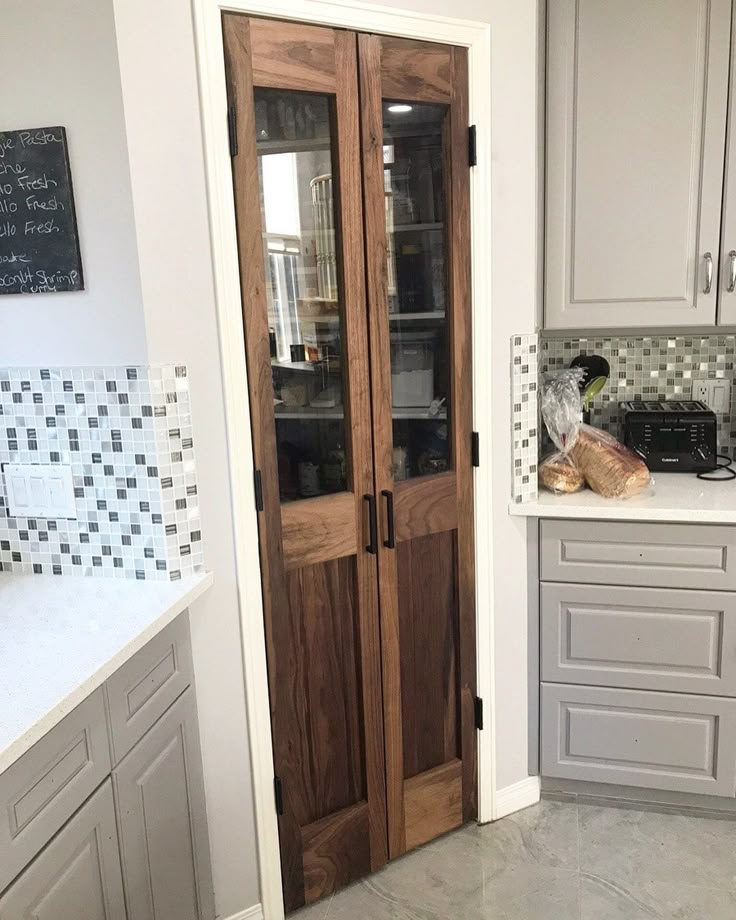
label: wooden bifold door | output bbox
[223,14,477,914]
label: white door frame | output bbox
[191,2,494,916]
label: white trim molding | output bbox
[223,906,264,920]
[493,776,541,821]
[191,2,494,918]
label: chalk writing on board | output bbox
[0,127,84,295]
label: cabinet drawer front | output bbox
[540,520,736,589]
[541,583,736,695]
[541,683,736,796]
[0,780,125,919]
[105,613,192,765]
[0,688,111,893]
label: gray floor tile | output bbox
[580,873,736,920]
[288,800,736,919]
[578,803,736,891]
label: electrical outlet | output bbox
[693,379,731,414]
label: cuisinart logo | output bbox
[661,457,680,463]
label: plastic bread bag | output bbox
[538,368,586,494]
[569,424,652,499]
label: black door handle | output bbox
[364,494,378,554]
[381,489,395,549]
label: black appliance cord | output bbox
[697,454,736,481]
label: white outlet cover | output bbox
[693,379,731,414]
[2,463,77,519]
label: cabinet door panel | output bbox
[541,683,736,796]
[0,781,125,920]
[223,15,387,912]
[718,11,736,323]
[546,0,731,329]
[112,689,214,920]
[358,33,477,860]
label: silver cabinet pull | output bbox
[728,251,736,293]
[704,252,714,294]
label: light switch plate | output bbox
[2,463,77,519]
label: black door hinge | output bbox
[228,104,238,158]
[468,125,477,167]
[274,776,284,815]
[471,431,480,468]
[254,469,264,512]
[474,696,484,731]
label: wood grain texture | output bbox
[446,46,478,822]
[222,15,305,908]
[380,37,452,103]
[249,17,336,92]
[393,472,458,544]
[281,493,357,570]
[358,32,407,861]
[333,29,389,873]
[223,16,386,911]
[301,802,371,903]
[397,531,458,779]
[285,559,364,824]
[404,759,463,851]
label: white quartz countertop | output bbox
[0,571,213,776]
[509,472,736,523]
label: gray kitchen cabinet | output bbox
[719,8,736,322]
[545,0,732,329]
[105,614,194,765]
[541,682,736,796]
[540,519,736,590]
[541,582,736,695]
[113,687,215,920]
[0,780,126,920]
[0,688,111,893]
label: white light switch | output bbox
[2,463,77,519]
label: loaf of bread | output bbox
[569,426,650,498]
[538,455,585,494]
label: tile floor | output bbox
[291,798,736,919]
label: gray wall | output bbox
[0,0,145,365]
[112,1,261,915]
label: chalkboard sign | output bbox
[0,126,84,295]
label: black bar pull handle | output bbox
[364,494,378,554]
[381,489,395,549]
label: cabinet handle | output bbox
[728,251,736,293]
[704,252,713,294]
[381,489,395,549]
[364,494,377,554]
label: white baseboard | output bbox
[493,776,541,820]
[222,906,264,920]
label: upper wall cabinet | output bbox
[545,0,732,329]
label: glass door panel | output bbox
[255,87,349,501]
[383,102,451,480]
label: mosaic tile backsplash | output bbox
[511,334,540,503]
[541,335,736,457]
[0,366,203,580]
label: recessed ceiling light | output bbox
[387,104,413,114]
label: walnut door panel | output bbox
[359,32,476,860]
[223,14,386,913]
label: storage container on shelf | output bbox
[390,330,435,407]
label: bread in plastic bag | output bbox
[539,368,651,499]
[569,424,651,498]
[538,368,586,493]
[538,453,585,494]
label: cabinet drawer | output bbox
[105,614,192,764]
[0,688,111,894]
[0,779,125,919]
[541,683,736,796]
[540,519,736,589]
[541,583,736,695]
